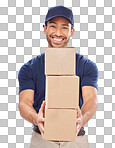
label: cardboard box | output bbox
[45,75,79,109]
[44,108,77,142]
[45,47,76,75]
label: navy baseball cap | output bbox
[45,5,74,26]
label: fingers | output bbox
[76,124,80,131]
[76,106,81,118]
[39,101,45,117]
[76,117,81,123]
[39,116,45,122]
[39,123,44,139]
[76,117,81,127]
[76,123,81,132]
[76,123,81,137]
[41,131,44,139]
[39,123,44,133]
[41,130,45,139]
[41,101,46,112]
[76,130,79,137]
[76,118,81,130]
[37,101,46,139]
[76,108,82,138]
[34,101,46,139]
[76,107,81,125]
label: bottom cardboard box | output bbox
[44,108,77,142]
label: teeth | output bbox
[53,38,62,41]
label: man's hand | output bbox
[76,106,83,137]
[36,101,45,138]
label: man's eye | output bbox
[63,27,68,29]
[50,25,56,28]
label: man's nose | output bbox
[55,28,63,36]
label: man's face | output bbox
[44,17,75,48]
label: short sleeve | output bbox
[81,59,98,90]
[18,64,35,94]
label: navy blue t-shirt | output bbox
[18,52,98,125]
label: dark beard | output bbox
[46,34,70,48]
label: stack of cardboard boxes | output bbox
[44,47,79,142]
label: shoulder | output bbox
[76,52,95,66]
[18,53,45,77]
[19,53,44,71]
[26,53,44,68]
[77,53,99,89]
[84,58,98,76]
[76,52,98,74]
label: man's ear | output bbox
[44,25,47,34]
[71,28,75,37]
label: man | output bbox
[18,5,98,148]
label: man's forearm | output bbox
[81,97,98,127]
[18,102,38,126]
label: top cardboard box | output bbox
[45,47,76,75]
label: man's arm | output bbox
[76,86,98,135]
[81,86,98,126]
[18,89,45,138]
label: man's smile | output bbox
[53,38,63,42]
[50,35,66,44]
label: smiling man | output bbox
[44,17,74,48]
[18,6,98,148]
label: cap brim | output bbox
[45,14,73,26]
